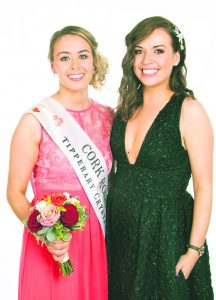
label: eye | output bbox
[134,49,143,55]
[79,54,88,59]
[154,48,164,54]
[60,56,70,61]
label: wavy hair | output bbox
[48,26,108,89]
[118,16,194,121]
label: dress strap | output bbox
[172,92,191,126]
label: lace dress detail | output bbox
[106,93,214,300]
[19,100,114,300]
[32,100,113,197]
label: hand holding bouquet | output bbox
[23,192,88,276]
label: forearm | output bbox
[189,185,212,247]
[7,190,31,222]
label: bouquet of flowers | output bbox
[23,192,88,276]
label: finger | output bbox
[175,261,184,276]
[181,269,188,280]
[182,265,193,280]
[47,240,67,247]
[47,244,67,255]
[53,254,66,262]
[53,240,68,245]
[54,248,68,256]
[47,242,68,251]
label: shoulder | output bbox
[13,112,41,143]
[181,97,213,137]
[181,97,209,121]
[19,112,41,131]
[19,98,49,130]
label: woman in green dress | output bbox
[106,16,214,299]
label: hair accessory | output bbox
[172,26,184,51]
[137,83,142,90]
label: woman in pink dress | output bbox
[7,25,114,300]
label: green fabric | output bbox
[106,93,214,300]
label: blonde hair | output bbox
[48,26,108,89]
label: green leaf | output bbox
[23,220,28,226]
[62,233,72,241]
[46,229,57,241]
[37,227,50,235]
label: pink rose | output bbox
[60,204,79,227]
[28,209,43,233]
[40,204,60,226]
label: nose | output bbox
[141,51,152,64]
[70,58,80,69]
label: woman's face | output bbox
[133,28,180,90]
[51,34,94,93]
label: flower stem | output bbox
[60,259,74,276]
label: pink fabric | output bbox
[19,100,114,300]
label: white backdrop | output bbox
[0,0,215,298]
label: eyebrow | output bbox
[57,49,91,56]
[134,45,166,49]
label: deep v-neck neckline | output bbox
[124,95,175,166]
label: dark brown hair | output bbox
[118,16,194,121]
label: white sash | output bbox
[29,97,108,236]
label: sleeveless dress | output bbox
[106,93,214,300]
[19,100,114,300]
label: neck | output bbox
[143,85,174,106]
[52,87,91,110]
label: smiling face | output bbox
[133,28,180,90]
[51,34,94,93]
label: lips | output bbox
[67,73,84,80]
[142,69,158,75]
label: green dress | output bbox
[106,93,214,300]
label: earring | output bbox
[137,83,142,90]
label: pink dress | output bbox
[19,100,114,300]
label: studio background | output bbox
[0,0,215,298]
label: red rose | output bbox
[51,193,67,206]
[60,204,79,227]
[28,209,43,233]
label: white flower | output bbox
[63,192,71,200]
[36,200,48,212]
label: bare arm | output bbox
[184,100,213,248]
[176,98,213,278]
[7,113,70,260]
[7,113,41,221]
